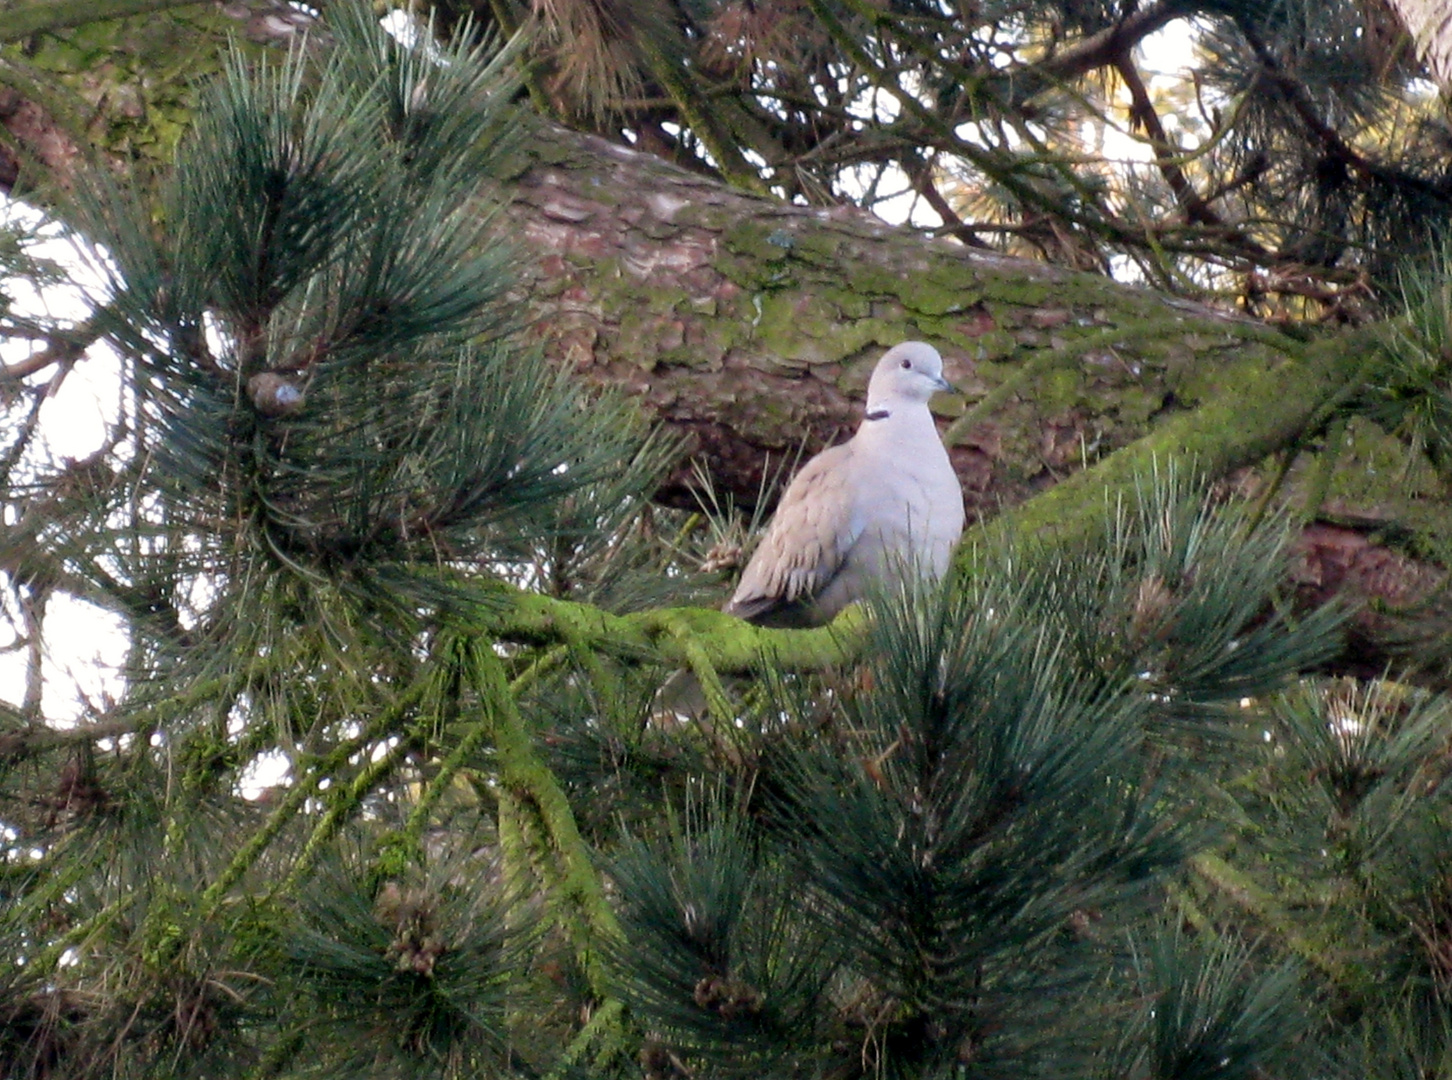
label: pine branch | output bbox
[1190,853,1351,983]
[1240,18,1452,209]
[1016,0,1187,92]
[0,672,252,764]
[1115,55,1232,233]
[678,634,735,727]
[24,890,141,973]
[481,584,861,673]
[466,639,624,997]
[545,997,624,1080]
[633,34,767,196]
[803,0,1176,259]
[399,723,495,853]
[943,316,1306,449]
[281,726,421,893]
[199,672,436,916]
[903,151,992,249]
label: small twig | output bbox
[904,150,992,249]
[0,317,102,381]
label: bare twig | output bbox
[0,317,101,381]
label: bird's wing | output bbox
[724,443,864,622]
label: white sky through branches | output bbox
[0,204,127,727]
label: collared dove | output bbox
[724,341,965,627]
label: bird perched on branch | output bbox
[725,341,965,627]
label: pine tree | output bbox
[4,5,1452,1080]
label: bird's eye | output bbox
[900,358,912,369]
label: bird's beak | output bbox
[932,374,958,395]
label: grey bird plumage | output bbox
[724,341,966,627]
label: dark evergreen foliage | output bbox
[603,486,1350,1079]
[5,3,1452,1079]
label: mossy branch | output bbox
[494,787,534,899]
[633,36,767,196]
[496,784,594,960]
[11,832,136,974]
[0,672,250,763]
[1299,413,1350,519]
[960,325,1382,565]
[199,673,435,916]
[478,587,864,672]
[545,998,626,1080]
[483,0,556,120]
[466,638,623,998]
[281,731,419,893]
[1190,852,1350,982]
[944,317,1307,446]
[0,0,205,41]
[25,891,141,973]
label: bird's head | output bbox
[866,341,955,410]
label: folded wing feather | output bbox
[723,443,864,623]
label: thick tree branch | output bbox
[0,0,207,42]
[967,327,1381,556]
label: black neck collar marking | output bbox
[865,408,890,421]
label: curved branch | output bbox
[970,326,1378,548]
[1029,1,1188,88]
